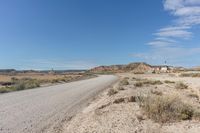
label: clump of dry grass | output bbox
[0,86,16,93]
[113,96,136,104]
[120,78,129,86]
[117,86,125,91]
[164,80,175,84]
[134,82,143,87]
[132,77,137,80]
[188,93,199,99]
[133,71,145,74]
[137,94,194,123]
[107,88,118,96]
[150,80,163,85]
[175,82,188,89]
[151,90,163,96]
[180,73,200,77]
[124,77,129,80]
[134,79,163,87]
[113,98,125,104]
[193,110,200,120]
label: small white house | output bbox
[152,65,170,73]
[160,66,168,72]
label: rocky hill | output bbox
[90,62,153,73]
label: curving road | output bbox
[0,75,118,133]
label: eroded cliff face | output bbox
[90,62,153,73]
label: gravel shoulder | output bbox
[0,75,118,133]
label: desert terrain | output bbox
[64,72,200,133]
[2,63,200,133]
[0,70,92,93]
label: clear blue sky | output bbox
[0,0,200,70]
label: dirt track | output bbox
[0,75,118,133]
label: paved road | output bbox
[0,75,118,133]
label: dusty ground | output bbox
[64,73,200,133]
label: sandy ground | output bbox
[0,75,117,133]
[64,73,200,133]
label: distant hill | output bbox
[0,69,86,74]
[188,66,200,71]
[125,62,152,72]
[0,69,16,73]
[90,62,153,73]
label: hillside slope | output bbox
[90,62,153,73]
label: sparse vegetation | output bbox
[193,110,200,120]
[180,73,200,77]
[107,88,118,96]
[188,93,199,99]
[134,79,163,87]
[164,80,175,84]
[133,71,145,74]
[120,78,129,85]
[134,82,143,87]
[0,86,16,93]
[113,98,125,104]
[175,82,188,90]
[0,72,94,93]
[132,77,136,80]
[13,78,40,91]
[117,86,125,91]
[137,94,194,123]
[151,90,163,96]
[124,77,129,80]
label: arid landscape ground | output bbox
[64,72,200,133]
[1,63,200,133]
[2,0,200,132]
[0,70,92,93]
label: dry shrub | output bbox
[107,88,118,96]
[151,90,163,96]
[132,77,137,80]
[149,80,163,85]
[120,78,129,86]
[0,87,16,93]
[137,94,194,123]
[193,110,200,120]
[14,78,40,91]
[188,93,199,99]
[175,82,188,90]
[113,98,125,104]
[134,82,143,87]
[134,79,163,87]
[134,71,145,74]
[113,96,136,104]
[124,77,129,80]
[180,73,200,77]
[164,80,175,84]
[117,86,125,91]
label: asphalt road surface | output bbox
[0,75,118,133]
